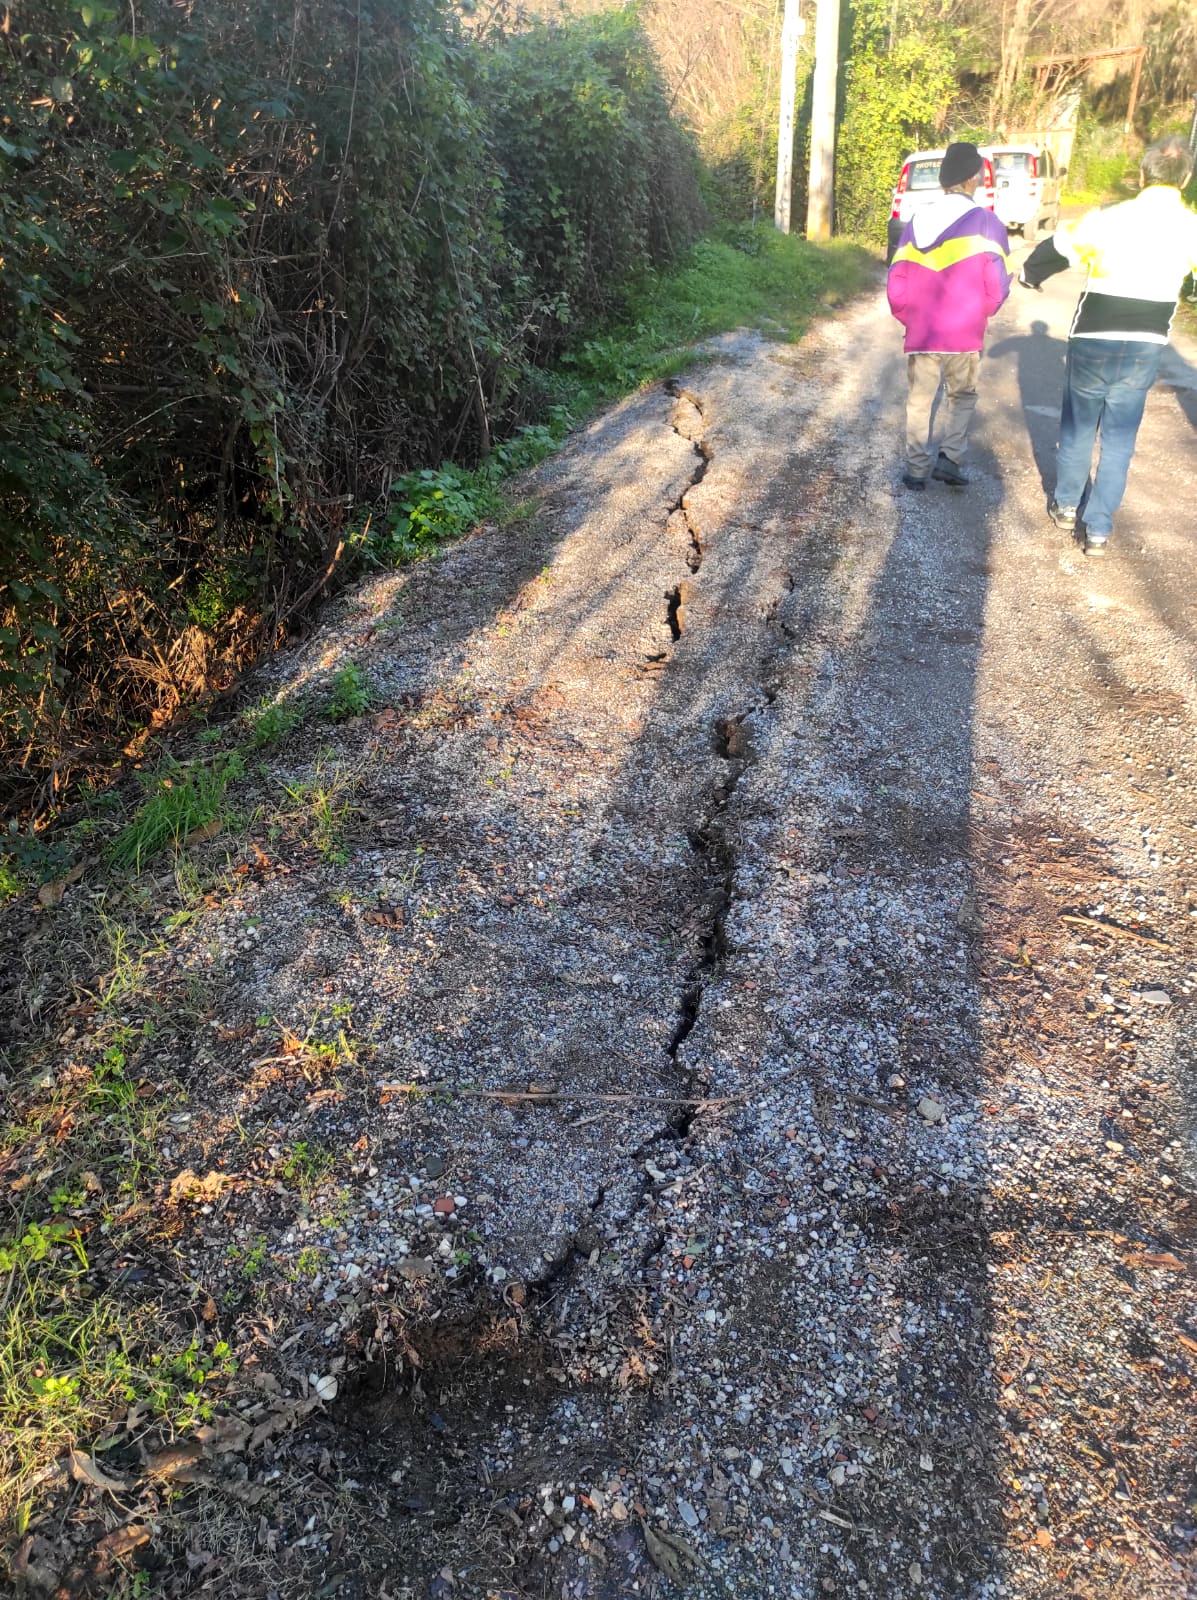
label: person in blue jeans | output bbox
[1019,136,1197,556]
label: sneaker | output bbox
[1084,535,1108,558]
[901,472,927,491]
[931,452,968,486]
[1048,499,1077,530]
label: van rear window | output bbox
[991,152,1031,174]
[907,160,942,191]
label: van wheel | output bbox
[1022,218,1039,245]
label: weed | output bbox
[245,696,302,748]
[317,1187,354,1229]
[79,777,123,815]
[279,1140,334,1199]
[227,1235,268,1281]
[324,662,372,722]
[372,414,572,566]
[279,756,357,864]
[1,822,73,895]
[108,752,245,873]
[95,916,166,1016]
[0,1217,234,1527]
[558,227,873,405]
[294,1245,327,1278]
[497,496,539,528]
[171,852,204,910]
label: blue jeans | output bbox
[1054,339,1164,537]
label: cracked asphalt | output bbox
[29,250,1196,1597]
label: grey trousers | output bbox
[905,352,980,478]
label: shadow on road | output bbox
[987,316,1065,493]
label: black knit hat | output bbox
[939,142,983,188]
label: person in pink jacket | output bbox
[887,143,1012,489]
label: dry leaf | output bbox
[37,863,84,908]
[248,1395,319,1452]
[69,1448,130,1493]
[816,1509,854,1529]
[186,818,223,846]
[145,1443,204,1480]
[1135,1251,1186,1272]
[1034,1527,1054,1548]
[1177,1332,1197,1354]
[396,1255,434,1281]
[93,1523,151,1568]
[169,1168,230,1203]
[639,1516,702,1583]
[12,1535,59,1590]
[193,1416,251,1454]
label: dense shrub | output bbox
[0,0,702,805]
[834,0,958,242]
[482,10,704,338]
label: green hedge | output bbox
[0,0,703,802]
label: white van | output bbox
[981,145,1064,240]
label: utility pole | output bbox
[806,0,840,240]
[1121,46,1144,148]
[773,0,805,233]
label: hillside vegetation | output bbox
[1,0,703,808]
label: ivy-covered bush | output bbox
[482,8,704,338]
[0,0,702,804]
[834,0,958,242]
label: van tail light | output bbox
[1028,154,1038,178]
[891,163,910,219]
[982,157,996,210]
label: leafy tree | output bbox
[835,0,959,241]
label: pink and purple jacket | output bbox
[887,194,1011,353]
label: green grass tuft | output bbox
[107,752,245,873]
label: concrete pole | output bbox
[806,0,841,239]
[1122,47,1143,148]
[774,0,803,233]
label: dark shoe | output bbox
[1084,535,1108,558]
[1048,499,1077,531]
[901,472,927,491]
[931,452,968,486]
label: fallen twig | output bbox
[377,1082,745,1108]
[1059,912,1169,950]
